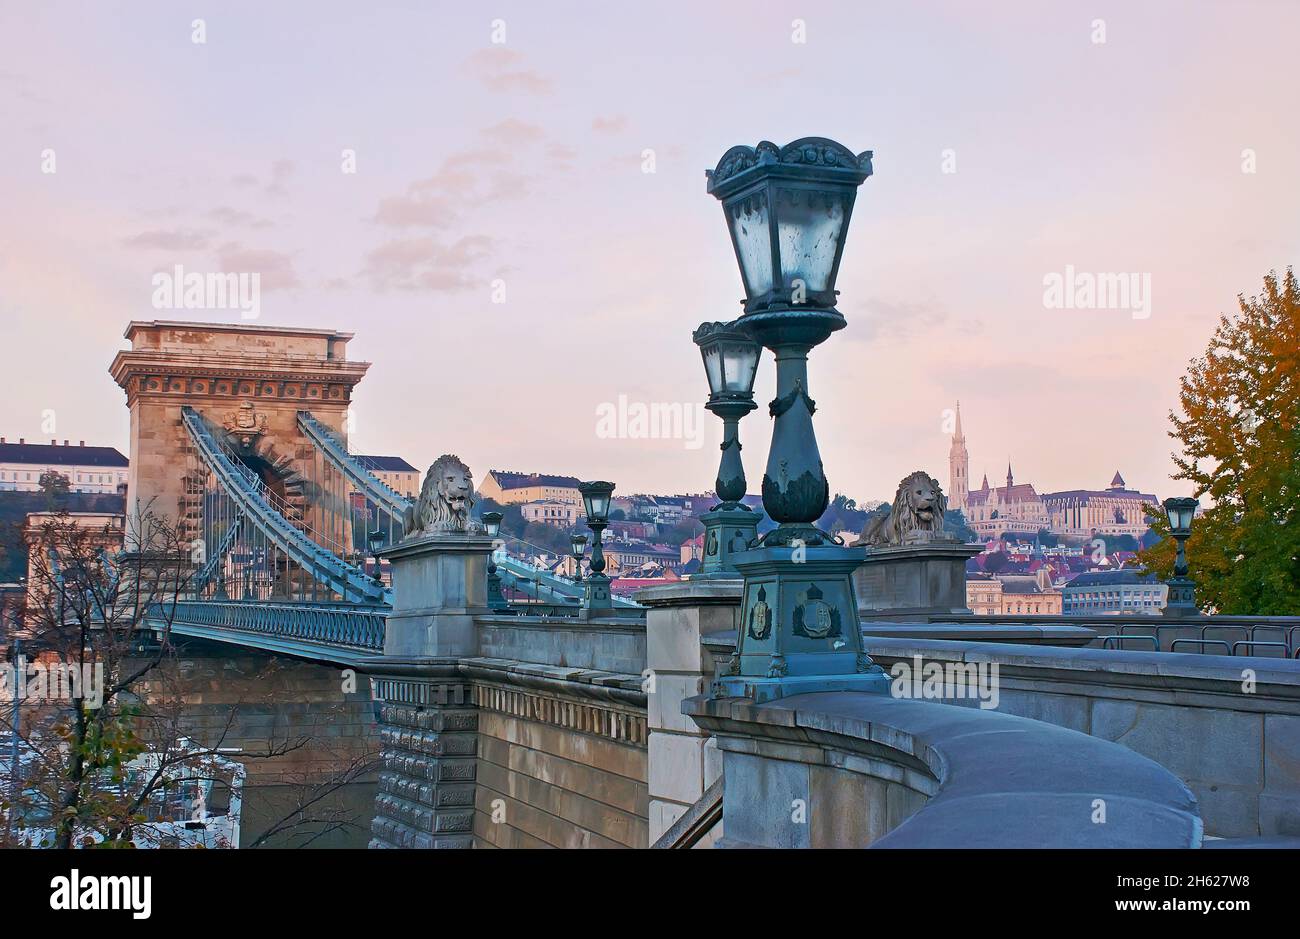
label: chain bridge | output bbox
[109,320,637,667]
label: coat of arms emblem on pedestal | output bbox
[747,584,771,640]
[793,582,840,639]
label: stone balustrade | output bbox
[684,691,1203,848]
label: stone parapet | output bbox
[638,579,741,843]
[685,690,1202,848]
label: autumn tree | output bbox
[1,508,377,848]
[1138,269,1300,614]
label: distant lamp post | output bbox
[578,481,615,612]
[367,529,386,586]
[570,533,588,585]
[705,136,887,701]
[692,320,762,578]
[482,511,509,612]
[1162,497,1200,615]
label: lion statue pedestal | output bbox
[380,455,494,658]
[852,471,982,621]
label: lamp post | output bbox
[692,320,762,577]
[1161,497,1199,616]
[705,136,887,701]
[578,481,615,612]
[482,511,510,612]
[570,533,587,586]
[367,529,385,587]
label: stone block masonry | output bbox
[370,675,479,849]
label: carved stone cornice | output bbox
[110,350,370,407]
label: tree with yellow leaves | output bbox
[1140,269,1299,614]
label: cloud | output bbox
[591,115,627,134]
[122,229,214,250]
[851,297,983,342]
[207,206,273,229]
[360,235,493,292]
[463,48,553,95]
[371,145,532,229]
[481,118,546,146]
[214,243,301,291]
[229,160,295,196]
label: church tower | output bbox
[948,401,969,510]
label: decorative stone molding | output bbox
[472,682,647,746]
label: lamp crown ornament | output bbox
[707,137,873,316]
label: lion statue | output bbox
[402,454,479,538]
[855,470,951,547]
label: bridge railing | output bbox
[163,600,388,652]
[914,611,1300,656]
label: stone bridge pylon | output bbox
[109,320,370,554]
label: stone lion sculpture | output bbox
[855,470,951,547]
[402,454,478,538]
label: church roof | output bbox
[966,483,1041,505]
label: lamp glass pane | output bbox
[776,188,846,292]
[701,344,725,396]
[729,194,773,298]
[719,338,760,394]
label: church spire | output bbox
[1006,461,1014,490]
[948,401,969,511]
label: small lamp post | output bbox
[482,511,509,612]
[366,529,385,586]
[578,481,615,612]
[570,533,587,585]
[692,320,762,577]
[704,136,887,701]
[1162,497,1199,616]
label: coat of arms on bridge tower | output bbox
[222,401,269,449]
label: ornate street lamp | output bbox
[570,533,587,585]
[482,511,509,611]
[367,529,386,586]
[705,136,886,701]
[707,137,872,547]
[578,481,615,612]
[1162,497,1200,616]
[692,320,762,577]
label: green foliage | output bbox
[944,509,977,542]
[1137,269,1300,613]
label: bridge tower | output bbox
[109,320,370,551]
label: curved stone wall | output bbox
[685,691,1203,848]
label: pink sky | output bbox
[1,1,1297,504]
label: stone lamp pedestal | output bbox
[378,533,494,658]
[712,545,890,703]
[694,506,761,581]
[853,540,983,622]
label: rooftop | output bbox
[0,440,128,468]
[489,470,582,490]
[355,455,417,473]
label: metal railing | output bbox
[928,612,1300,657]
[162,600,387,652]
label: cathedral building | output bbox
[946,403,1157,542]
